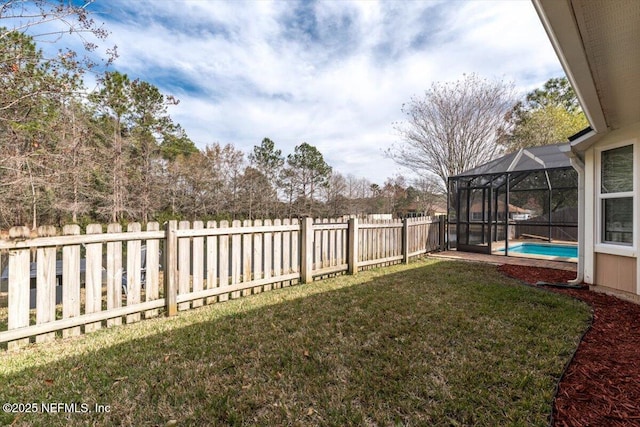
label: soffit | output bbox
[571,0,640,130]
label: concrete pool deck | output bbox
[428,250,578,272]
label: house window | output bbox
[600,144,633,245]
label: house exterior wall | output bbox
[595,253,636,294]
[584,122,640,298]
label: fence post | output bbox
[164,220,178,316]
[439,215,446,251]
[348,217,358,275]
[301,217,314,283]
[402,218,409,264]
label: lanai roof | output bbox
[452,143,573,178]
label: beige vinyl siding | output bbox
[595,252,637,294]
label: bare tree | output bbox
[388,74,515,191]
[237,166,272,220]
[0,1,112,227]
[1,1,113,121]
[0,30,83,228]
[321,171,348,217]
[411,176,445,215]
[51,97,98,224]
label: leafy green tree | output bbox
[248,138,284,217]
[89,71,132,222]
[159,124,197,161]
[249,138,284,179]
[499,77,588,152]
[128,78,180,222]
[285,142,332,217]
[522,77,582,112]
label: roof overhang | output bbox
[534,0,640,155]
[532,0,608,152]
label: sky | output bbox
[35,0,565,185]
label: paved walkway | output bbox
[428,250,577,272]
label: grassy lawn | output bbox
[0,259,591,426]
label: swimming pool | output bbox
[497,243,578,259]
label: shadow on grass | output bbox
[0,260,591,427]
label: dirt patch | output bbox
[498,264,640,426]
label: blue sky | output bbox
[36,0,565,184]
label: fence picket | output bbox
[178,221,191,311]
[336,219,344,265]
[145,222,160,318]
[231,220,242,299]
[242,220,252,296]
[35,225,57,343]
[206,221,218,304]
[291,218,299,273]
[321,218,329,268]
[273,219,282,286]
[357,222,363,263]
[63,224,82,337]
[282,218,291,275]
[301,218,313,283]
[386,222,392,258]
[348,218,358,274]
[329,219,336,267]
[192,221,204,307]
[263,219,272,291]
[106,224,122,327]
[164,221,178,316]
[7,226,31,350]
[368,222,374,262]
[367,224,373,262]
[253,220,263,294]
[85,224,103,333]
[126,223,142,323]
[218,220,229,302]
[314,220,321,270]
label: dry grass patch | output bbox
[0,259,591,426]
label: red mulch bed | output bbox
[498,264,640,426]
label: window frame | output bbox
[595,140,637,256]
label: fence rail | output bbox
[0,216,445,349]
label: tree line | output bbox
[0,20,443,228]
[2,2,584,229]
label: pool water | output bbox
[498,243,578,258]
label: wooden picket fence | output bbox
[0,216,445,349]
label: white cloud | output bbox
[86,0,563,185]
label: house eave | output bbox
[565,128,603,153]
[532,0,608,134]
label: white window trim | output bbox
[594,139,637,257]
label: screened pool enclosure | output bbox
[447,144,578,256]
